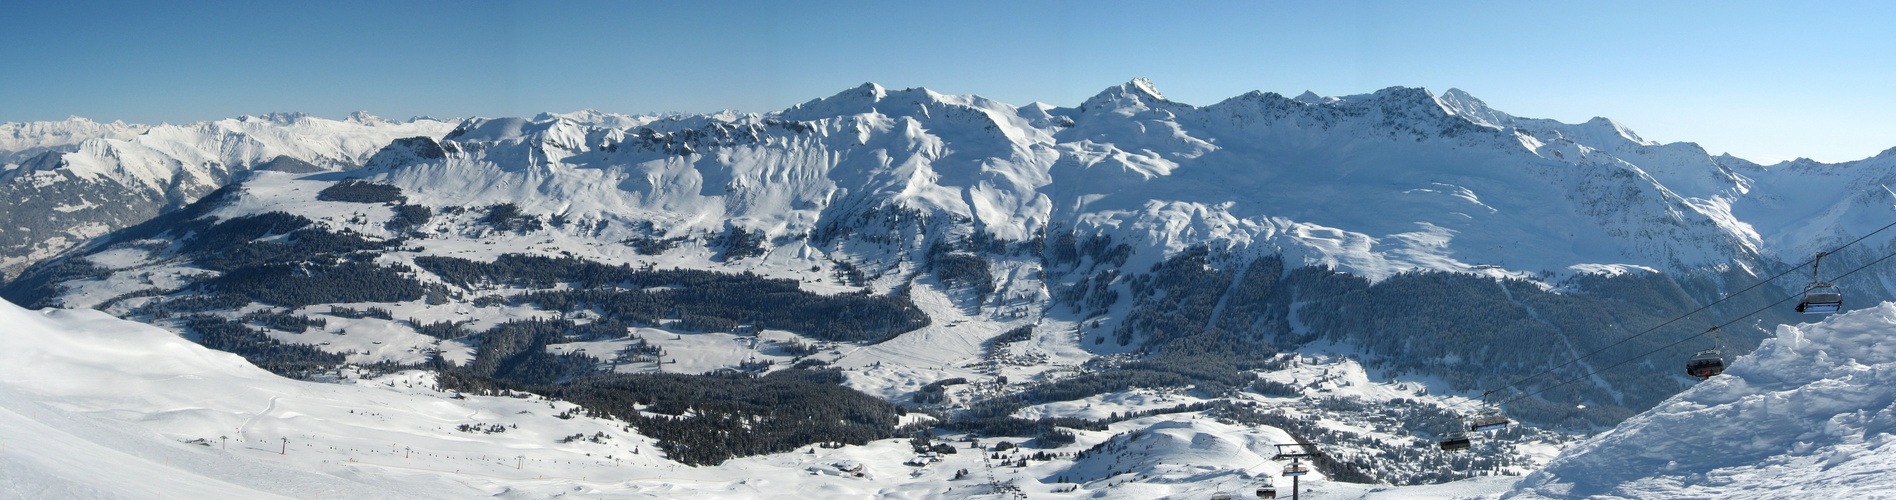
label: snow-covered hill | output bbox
[1510,302,1896,499]
[0,296,636,498]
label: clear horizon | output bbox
[8,0,1895,163]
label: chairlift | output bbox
[1683,326,1726,380]
[1256,481,1277,498]
[1438,432,1472,452]
[1271,443,1318,459]
[1282,462,1309,477]
[1465,392,1513,432]
[1466,408,1512,432]
[1211,493,1235,500]
[1797,283,1842,314]
[1797,252,1843,314]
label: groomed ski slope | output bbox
[1511,302,1896,499]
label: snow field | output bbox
[0,296,1329,499]
[5,280,1565,499]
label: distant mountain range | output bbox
[8,81,1892,283]
[0,113,456,278]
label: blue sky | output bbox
[6,0,1894,163]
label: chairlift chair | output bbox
[1211,493,1234,500]
[1797,282,1843,314]
[1438,432,1472,452]
[1466,408,1512,432]
[1797,252,1844,314]
[1257,483,1278,499]
[1282,462,1309,476]
[1271,443,1318,460]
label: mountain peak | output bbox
[248,112,311,124]
[1292,91,1334,104]
[1128,78,1165,100]
[832,82,887,103]
[1583,116,1654,146]
[1435,88,1512,129]
[773,82,893,121]
[441,117,534,143]
[346,111,383,124]
[1079,78,1178,113]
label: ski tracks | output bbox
[237,395,280,436]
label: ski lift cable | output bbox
[1492,245,1896,410]
[1211,443,1308,492]
[1211,448,1275,491]
[1446,217,1896,414]
[1435,260,1807,414]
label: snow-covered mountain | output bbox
[12,80,1892,419]
[9,80,1896,496]
[12,80,1887,286]
[1510,302,1896,499]
[0,113,458,279]
[350,80,1775,279]
[318,79,1896,286]
[0,116,150,165]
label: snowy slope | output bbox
[2,296,1542,499]
[0,112,458,280]
[1510,302,1896,499]
[0,297,645,498]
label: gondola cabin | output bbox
[1467,409,1511,432]
[1439,433,1472,451]
[1797,283,1842,314]
[1687,349,1726,379]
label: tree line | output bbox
[415,254,929,342]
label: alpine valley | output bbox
[6,80,1896,499]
